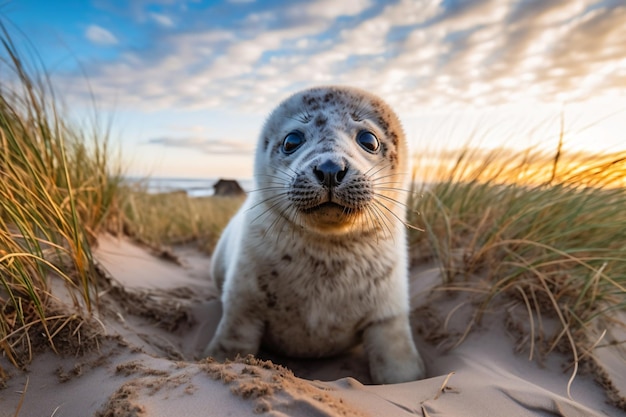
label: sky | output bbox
[2,0,626,179]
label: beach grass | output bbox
[409,145,626,360]
[0,21,122,374]
[121,189,244,253]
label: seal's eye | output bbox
[357,131,380,153]
[282,132,305,154]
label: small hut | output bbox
[213,179,245,196]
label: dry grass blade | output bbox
[433,372,456,400]
[1,19,122,371]
[13,376,28,417]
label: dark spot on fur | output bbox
[266,292,277,308]
[282,254,292,263]
[380,142,388,157]
[388,131,398,147]
[314,115,327,127]
[376,114,390,132]
[270,270,278,277]
[323,92,334,103]
[301,95,321,111]
[263,137,270,150]
[388,151,397,170]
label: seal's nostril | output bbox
[313,166,325,183]
[313,160,349,187]
[336,167,348,183]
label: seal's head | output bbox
[254,86,409,235]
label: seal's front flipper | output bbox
[364,315,425,384]
[205,299,265,361]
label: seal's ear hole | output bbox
[357,131,380,153]
[282,131,305,154]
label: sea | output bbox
[125,177,255,197]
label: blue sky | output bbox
[2,0,626,179]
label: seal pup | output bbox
[206,86,425,384]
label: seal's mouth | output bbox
[303,202,347,214]
[300,201,362,228]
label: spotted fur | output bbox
[206,86,425,384]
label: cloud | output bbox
[65,0,626,114]
[304,0,373,19]
[85,24,118,45]
[147,137,255,155]
[150,12,175,28]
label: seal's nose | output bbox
[313,160,348,188]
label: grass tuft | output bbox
[0,20,121,373]
[410,144,626,360]
[121,188,244,254]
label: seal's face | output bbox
[254,86,409,235]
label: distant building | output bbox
[213,179,245,196]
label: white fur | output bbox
[206,86,424,384]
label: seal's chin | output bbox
[301,202,360,230]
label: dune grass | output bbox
[0,21,122,375]
[122,189,244,253]
[409,146,626,364]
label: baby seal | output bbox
[206,86,425,384]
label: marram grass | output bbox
[409,145,626,361]
[0,21,122,374]
[122,188,244,253]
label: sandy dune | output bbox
[1,234,624,417]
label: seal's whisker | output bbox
[364,160,392,178]
[249,179,288,187]
[372,189,414,198]
[370,175,408,185]
[247,192,289,212]
[370,180,407,187]
[370,170,410,179]
[372,198,423,232]
[347,206,361,231]
[369,171,409,185]
[248,186,289,194]
[363,206,383,244]
[371,183,409,194]
[372,192,412,210]
[367,203,394,241]
[265,201,291,241]
[274,166,299,178]
[249,183,289,193]
[249,194,291,224]
[269,202,297,243]
[256,171,294,183]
